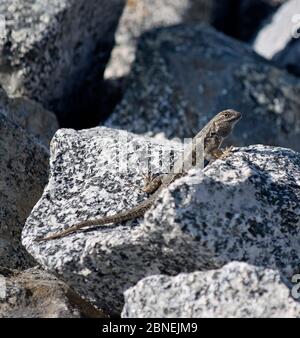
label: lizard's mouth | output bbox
[228,110,242,123]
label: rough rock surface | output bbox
[0,87,58,147]
[143,144,300,279]
[104,0,212,79]
[22,125,300,314]
[106,24,300,152]
[254,0,300,77]
[0,113,49,269]
[0,266,106,318]
[22,126,184,314]
[0,0,125,124]
[122,262,300,318]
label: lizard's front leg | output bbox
[217,146,234,160]
[207,146,234,163]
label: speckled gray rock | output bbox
[22,125,300,314]
[0,113,49,269]
[0,266,106,318]
[122,262,300,318]
[104,0,212,79]
[254,0,300,77]
[0,0,125,122]
[106,24,300,151]
[22,126,186,314]
[143,144,300,279]
[0,86,58,147]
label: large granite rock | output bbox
[0,266,106,318]
[0,87,58,147]
[0,0,125,125]
[22,125,300,314]
[104,0,212,79]
[143,144,300,279]
[0,113,49,269]
[122,262,300,318]
[105,24,300,152]
[254,0,300,76]
[22,126,183,314]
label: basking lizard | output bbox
[36,109,241,241]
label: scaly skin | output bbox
[36,109,242,241]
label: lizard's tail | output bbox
[36,198,153,241]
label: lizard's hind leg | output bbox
[127,172,162,194]
[141,172,162,193]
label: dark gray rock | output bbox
[106,24,300,152]
[254,0,300,76]
[0,0,125,125]
[274,39,300,77]
[105,0,212,79]
[212,0,285,42]
[22,125,300,314]
[0,113,49,269]
[0,266,106,318]
[0,87,58,147]
[122,262,300,318]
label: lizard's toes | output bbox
[219,146,234,160]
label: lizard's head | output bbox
[218,109,242,123]
[214,109,242,137]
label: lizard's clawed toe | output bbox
[219,146,235,160]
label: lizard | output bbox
[36,109,242,241]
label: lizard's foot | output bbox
[141,172,162,194]
[218,146,234,160]
[208,146,234,163]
